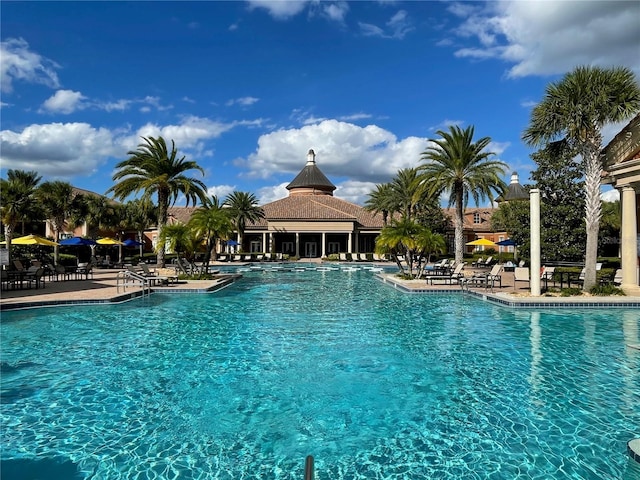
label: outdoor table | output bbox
[557,270,580,289]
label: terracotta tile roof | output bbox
[168,206,198,224]
[247,196,384,229]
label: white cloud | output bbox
[246,0,309,20]
[359,9,414,39]
[450,1,640,77]
[322,2,349,23]
[240,119,429,183]
[40,89,87,114]
[601,188,619,202]
[334,179,378,205]
[226,96,260,107]
[207,184,237,200]
[257,182,290,204]
[0,122,116,177]
[0,38,60,94]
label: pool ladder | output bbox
[116,270,151,297]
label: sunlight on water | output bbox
[1,268,639,479]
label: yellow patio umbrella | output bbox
[466,238,497,247]
[11,234,59,246]
[96,237,124,245]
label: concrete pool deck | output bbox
[1,263,639,310]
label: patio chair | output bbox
[24,267,45,289]
[13,259,26,272]
[479,256,493,268]
[466,264,503,290]
[513,267,530,291]
[613,269,623,286]
[540,266,556,289]
[75,262,94,280]
[425,262,466,285]
[140,263,169,285]
[471,256,485,267]
[339,253,348,262]
[576,262,603,285]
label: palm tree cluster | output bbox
[1,135,265,269]
[366,125,507,277]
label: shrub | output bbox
[560,287,583,297]
[589,284,625,296]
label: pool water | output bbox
[1,268,639,479]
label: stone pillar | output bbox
[530,189,541,296]
[620,186,638,286]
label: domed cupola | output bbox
[286,149,336,196]
[498,171,528,202]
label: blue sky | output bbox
[1,1,638,206]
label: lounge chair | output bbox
[75,262,94,280]
[339,253,348,262]
[540,266,556,288]
[466,264,503,290]
[513,267,530,291]
[613,269,623,286]
[478,256,493,268]
[139,263,169,285]
[576,262,603,285]
[24,267,45,289]
[425,262,466,285]
[471,257,485,267]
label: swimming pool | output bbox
[1,268,639,479]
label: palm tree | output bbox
[364,183,394,226]
[389,168,430,221]
[189,195,234,266]
[223,191,265,250]
[123,199,158,258]
[375,217,445,278]
[156,222,202,267]
[419,125,507,264]
[0,170,42,262]
[107,136,208,267]
[522,65,640,290]
[37,181,86,264]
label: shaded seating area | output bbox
[2,266,46,290]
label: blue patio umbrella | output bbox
[122,238,143,247]
[496,238,517,247]
[59,236,97,246]
[225,240,240,246]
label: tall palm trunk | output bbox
[157,189,169,267]
[4,224,14,264]
[581,135,603,290]
[454,189,464,264]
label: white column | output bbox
[620,186,638,286]
[530,189,541,296]
[348,233,352,253]
[262,232,267,253]
[321,233,326,258]
[295,232,300,258]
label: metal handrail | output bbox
[116,270,151,296]
[304,455,314,480]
